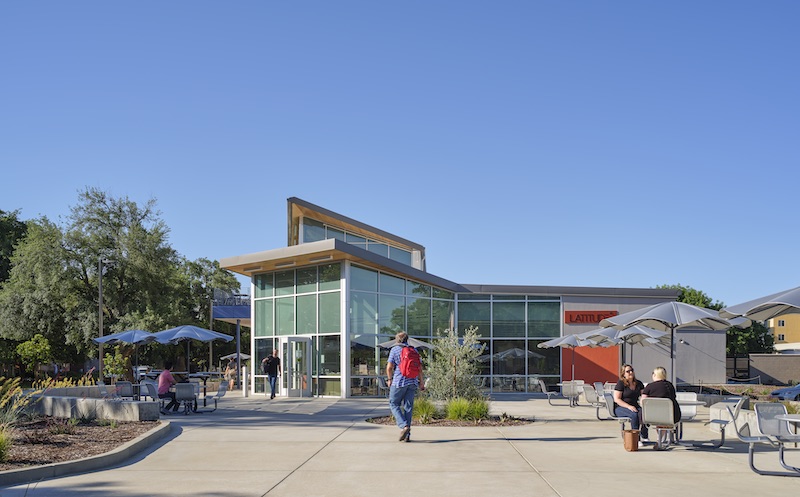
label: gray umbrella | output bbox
[93,329,157,375]
[599,301,733,383]
[153,325,233,372]
[538,334,593,381]
[579,324,670,363]
[378,337,434,350]
[720,286,800,321]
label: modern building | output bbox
[768,314,800,353]
[221,198,723,398]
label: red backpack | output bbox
[399,345,421,379]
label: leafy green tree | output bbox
[15,334,52,379]
[425,326,486,401]
[0,188,242,369]
[727,321,774,355]
[0,210,27,284]
[656,283,724,310]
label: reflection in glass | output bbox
[254,299,274,337]
[529,302,561,337]
[275,270,294,296]
[319,263,341,291]
[296,295,316,334]
[379,294,405,334]
[493,302,526,337]
[406,297,431,336]
[296,267,317,294]
[457,302,490,337]
[254,273,273,298]
[351,292,377,334]
[319,292,341,333]
[350,266,378,292]
[276,297,294,335]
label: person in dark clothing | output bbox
[613,363,648,443]
[261,349,281,399]
[641,367,682,425]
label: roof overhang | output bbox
[220,239,465,293]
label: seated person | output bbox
[613,364,649,442]
[641,366,681,427]
[158,361,179,412]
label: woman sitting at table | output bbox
[158,361,179,412]
[641,367,681,426]
[613,364,648,442]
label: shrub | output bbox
[0,376,41,428]
[0,427,12,462]
[426,327,486,402]
[413,397,439,424]
[446,397,490,421]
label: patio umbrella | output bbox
[93,329,157,375]
[378,337,434,350]
[599,301,733,383]
[538,334,592,381]
[220,352,251,361]
[579,324,670,363]
[720,286,800,321]
[153,325,233,371]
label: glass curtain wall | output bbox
[456,295,561,393]
[253,263,342,396]
[349,265,453,396]
[302,217,413,267]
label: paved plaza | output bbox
[2,393,799,496]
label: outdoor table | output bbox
[675,399,707,446]
[776,414,800,436]
[188,372,222,406]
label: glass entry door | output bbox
[281,337,312,397]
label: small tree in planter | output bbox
[425,326,485,402]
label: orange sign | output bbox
[564,310,618,324]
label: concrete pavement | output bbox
[2,393,799,496]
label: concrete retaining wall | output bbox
[32,392,160,421]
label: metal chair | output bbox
[582,385,607,420]
[641,397,679,450]
[754,402,800,474]
[115,381,135,400]
[174,383,197,415]
[602,392,632,435]
[727,403,797,477]
[376,377,390,397]
[201,380,228,412]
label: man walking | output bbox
[262,349,281,399]
[386,331,424,442]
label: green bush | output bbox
[446,397,490,421]
[0,427,12,462]
[413,397,439,424]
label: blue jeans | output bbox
[389,383,417,430]
[269,375,278,398]
[615,405,649,439]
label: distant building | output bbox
[220,198,719,398]
[768,314,800,353]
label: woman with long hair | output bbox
[613,363,648,443]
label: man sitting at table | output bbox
[158,361,179,413]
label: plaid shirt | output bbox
[388,344,420,388]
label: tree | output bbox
[15,334,52,380]
[656,283,724,310]
[0,209,27,284]
[425,326,486,401]
[658,283,774,355]
[727,321,774,355]
[0,188,242,369]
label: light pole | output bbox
[98,258,113,381]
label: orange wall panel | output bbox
[562,346,619,383]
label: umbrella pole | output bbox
[571,347,575,381]
[670,326,675,384]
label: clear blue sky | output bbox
[2,2,798,308]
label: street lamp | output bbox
[98,258,113,380]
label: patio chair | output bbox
[727,403,798,477]
[98,382,123,401]
[201,380,228,412]
[560,380,582,407]
[754,402,800,474]
[376,376,390,397]
[537,379,563,406]
[582,385,607,420]
[593,381,605,398]
[137,380,159,401]
[602,392,632,435]
[641,397,679,450]
[675,391,698,440]
[174,383,197,415]
[688,396,745,449]
[115,381,135,400]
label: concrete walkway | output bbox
[2,393,799,496]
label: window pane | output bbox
[351,291,377,334]
[407,281,431,297]
[530,340,561,375]
[318,378,341,396]
[350,266,378,292]
[303,218,325,243]
[319,292,341,333]
[529,302,561,337]
[346,233,366,249]
[493,302,526,338]
[319,263,341,291]
[458,293,491,301]
[492,340,526,375]
[276,297,294,335]
[379,273,405,295]
[327,226,345,241]
[406,297,431,336]
[367,242,388,257]
[254,299,273,337]
[432,299,454,334]
[432,288,454,300]
[296,267,317,294]
[493,295,524,301]
[254,273,273,298]
[296,294,316,334]
[389,246,412,266]
[351,334,381,376]
[379,294,405,335]
[319,335,341,375]
[275,270,294,296]
[457,302,490,337]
